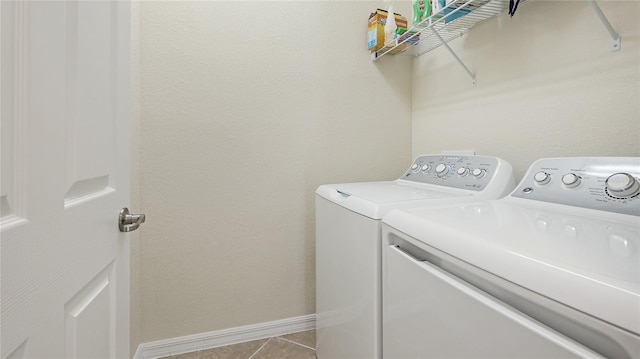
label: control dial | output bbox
[472,168,486,178]
[411,163,419,172]
[561,173,581,188]
[421,164,431,172]
[533,171,551,185]
[435,163,450,177]
[606,173,640,198]
[457,167,469,177]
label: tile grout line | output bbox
[278,336,316,351]
[247,337,272,359]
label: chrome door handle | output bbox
[119,207,146,232]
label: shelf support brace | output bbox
[432,28,477,86]
[589,0,621,52]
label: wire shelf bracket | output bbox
[589,0,621,52]
[432,28,477,86]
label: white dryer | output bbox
[382,157,640,358]
[315,154,515,359]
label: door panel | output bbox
[0,0,25,228]
[1,1,131,358]
[64,264,114,359]
[64,0,117,202]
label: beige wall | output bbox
[131,0,413,347]
[412,0,640,180]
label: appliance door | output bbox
[383,245,602,358]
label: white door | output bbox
[1,1,131,358]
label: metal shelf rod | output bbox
[588,0,621,52]
[432,28,477,86]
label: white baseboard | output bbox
[133,314,316,359]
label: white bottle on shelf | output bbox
[384,4,397,46]
[432,0,443,15]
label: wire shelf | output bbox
[372,0,512,61]
[371,0,620,87]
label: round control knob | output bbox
[533,171,551,185]
[411,163,419,172]
[472,168,486,178]
[457,167,469,177]
[421,164,431,172]
[435,163,450,177]
[606,173,640,198]
[561,173,581,188]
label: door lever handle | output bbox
[119,207,146,232]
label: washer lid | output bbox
[383,200,640,335]
[316,181,469,219]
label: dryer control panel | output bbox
[401,155,508,192]
[512,157,640,216]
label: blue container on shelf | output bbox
[437,0,470,23]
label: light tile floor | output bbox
[161,330,316,359]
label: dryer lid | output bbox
[316,181,470,219]
[383,200,640,335]
[327,181,458,202]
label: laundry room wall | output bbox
[411,0,640,180]
[131,0,413,349]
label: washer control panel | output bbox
[512,157,640,216]
[402,155,503,191]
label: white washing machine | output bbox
[382,157,640,358]
[315,154,515,359]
